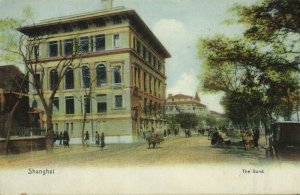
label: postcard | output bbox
[0,0,300,194]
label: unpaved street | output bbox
[0,134,272,168]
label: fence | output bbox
[0,127,46,138]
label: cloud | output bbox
[200,93,225,113]
[153,19,199,85]
[167,71,198,96]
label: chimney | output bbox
[101,0,113,10]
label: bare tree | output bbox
[16,34,82,150]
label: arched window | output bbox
[113,66,121,84]
[50,69,58,90]
[82,66,90,88]
[65,68,74,89]
[96,64,106,87]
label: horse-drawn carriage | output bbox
[211,131,231,147]
[145,132,164,149]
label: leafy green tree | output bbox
[174,112,199,129]
[198,35,298,127]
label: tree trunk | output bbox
[45,109,53,151]
[82,108,87,147]
[5,99,20,155]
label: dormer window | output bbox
[112,16,122,24]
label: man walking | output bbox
[85,131,90,147]
[100,132,105,149]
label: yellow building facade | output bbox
[18,6,170,143]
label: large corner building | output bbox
[18,1,171,143]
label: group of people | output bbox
[240,128,260,150]
[163,128,179,137]
[184,129,192,138]
[53,131,70,147]
[85,131,106,149]
[53,130,106,149]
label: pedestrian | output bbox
[63,131,69,147]
[59,131,63,146]
[95,131,100,146]
[253,128,260,149]
[85,131,90,147]
[100,132,105,149]
[163,129,167,137]
[66,131,70,147]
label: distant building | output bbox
[165,93,209,117]
[17,2,170,143]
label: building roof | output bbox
[17,7,171,59]
[194,92,200,103]
[166,101,207,108]
[210,110,223,116]
[168,94,193,99]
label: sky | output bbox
[0,0,257,113]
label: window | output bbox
[95,35,105,51]
[154,57,157,67]
[113,66,122,84]
[82,66,90,88]
[33,73,41,89]
[149,76,152,94]
[84,96,91,113]
[142,45,147,58]
[64,39,73,56]
[144,98,147,114]
[65,68,74,89]
[113,34,120,48]
[112,16,122,24]
[97,94,107,112]
[148,52,152,63]
[136,40,141,53]
[79,37,89,53]
[34,45,39,59]
[65,96,74,114]
[115,95,122,109]
[52,97,59,111]
[49,41,58,57]
[96,64,106,87]
[154,79,157,95]
[133,37,136,50]
[158,61,161,72]
[94,19,106,27]
[144,72,147,92]
[50,69,58,90]
[149,100,152,114]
